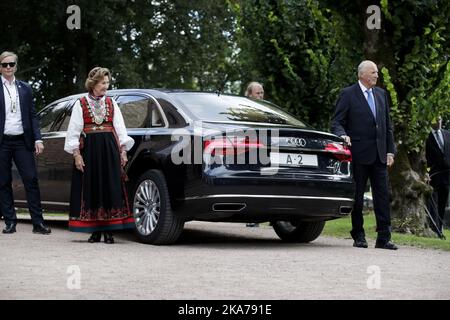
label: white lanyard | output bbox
[3,81,19,113]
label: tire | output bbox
[132,169,184,245]
[272,220,325,243]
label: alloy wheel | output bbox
[133,180,161,235]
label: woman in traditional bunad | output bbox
[64,67,134,244]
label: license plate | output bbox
[270,152,318,167]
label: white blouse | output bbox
[64,95,135,154]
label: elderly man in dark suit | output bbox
[0,51,50,234]
[426,116,450,237]
[331,60,397,250]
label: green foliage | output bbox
[0,0,240,108]
[386,1,449,150]
[130,0,239,92]
[380,67,399,119]
[1,0,132,107]
[380,0,392,21]
[394,15,450,153]
[234,0,360,130]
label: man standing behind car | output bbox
[331,60,397,250]
[0,51,51,235]
[245,81,265,228]
[245,81,265,100]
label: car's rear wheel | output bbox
[132,169,184,245]
[272,220,325,243]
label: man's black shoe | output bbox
[353,238,368,248]
[32,223,51,234]
[2,224,17,234]
[375,240,398,250]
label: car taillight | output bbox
[203,136,264,156]
[325,142,352,162]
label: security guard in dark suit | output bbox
[426,116,450,237]
[0,51,50,234]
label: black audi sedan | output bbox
[12,89,355,244]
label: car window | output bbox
[116,95,151,128]
[117,95,169,128]
[157,98,188,128]
[39,100,70,133]
[150,104,164,127]
[170,93,307,127]
[57,99,77,131]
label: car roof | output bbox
[47,89,243,105]
[42,89,321,132]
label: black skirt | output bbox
[68,131,134,232]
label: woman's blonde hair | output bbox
[0,51,18,64]
[85,67,111,92]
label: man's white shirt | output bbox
[2,75,24,135]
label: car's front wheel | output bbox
[132,169,184,245]
[272,220,325,243]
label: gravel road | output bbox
[0,219,449,300]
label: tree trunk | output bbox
[389,145,435,236]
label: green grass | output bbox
[323,212,450,251]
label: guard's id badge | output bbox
[11,101,17,113]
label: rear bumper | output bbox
[177,194,354,221]
[172,163,355,222]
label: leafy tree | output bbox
[1,0,131,107]
[124,0,240,92]
[0,0,239,108]
[233,0,361,130]
[378,0,449,235]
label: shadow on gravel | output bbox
[176,228,339,249]
[179,228,282,246]
[10,218,340,248]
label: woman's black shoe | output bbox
[104,232,114,244]
[88,232,101,243]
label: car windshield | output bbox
[170,93,307,127]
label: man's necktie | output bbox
[366,89,376,118]
[434,130,445,151]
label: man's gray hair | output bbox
[357,60,376,77]
[245,81,263,97]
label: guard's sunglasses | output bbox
[1,62,16,68]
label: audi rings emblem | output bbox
[287,137,307,147]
